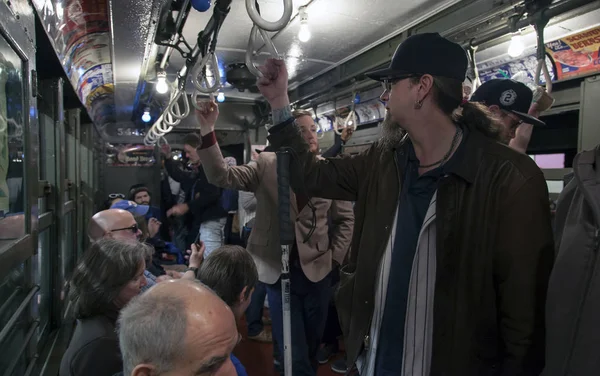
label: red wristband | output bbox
[200,131,217,150]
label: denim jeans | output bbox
[246,281,267,337]
[199,217,227,257]
[267,263,332,376]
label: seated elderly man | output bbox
[117,279,240,376]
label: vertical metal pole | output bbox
[276,150,293,376]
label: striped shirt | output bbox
[357,192,437,376]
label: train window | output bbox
[529,153,566,169]
[0,33,26,250]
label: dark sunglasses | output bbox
[111,224,139,234]
[108,193,125,199]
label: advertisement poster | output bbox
[478,54,555,84]
[65,32,111,86]
[479,25,600,84]
[106,144,156,167]
[62,0,109,48]
[545,25,600,81]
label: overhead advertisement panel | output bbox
[478,25,600,84]
[32,0,115,127]
[545,25,600,81]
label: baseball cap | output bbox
[365,33,468,82]
[110,200,150,217]
[470,79,546,127]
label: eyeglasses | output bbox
[108,193,125,199]
[501,111,524,129]
[111,224,139,234]
[381,75,419,92]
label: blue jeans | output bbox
[199,217,227,257]
[267,263,332,376]
[246,281,267,337]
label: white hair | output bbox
[118,293,187,374]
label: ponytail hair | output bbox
[410,76,502,141]
[453,101,501,141]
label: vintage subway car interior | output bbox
[1,0,600,374]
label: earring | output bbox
[414,99,423,109]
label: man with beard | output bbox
[254,32,554,375]
[470,78,545,148]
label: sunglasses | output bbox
[111,224,139,234]
[108,193,125,199]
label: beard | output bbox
[380,111,406,149]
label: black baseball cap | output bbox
[471,79,545,127]
[365,33,468,82]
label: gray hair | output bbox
[69,238,152,319]
[118,291,188,375]
[198,245,258,308]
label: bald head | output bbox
[88,209,140,242]
[119,280,238,376]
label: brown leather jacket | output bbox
[268,119,554,375]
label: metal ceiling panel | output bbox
[264,0,456,65]
[109,0,165,122]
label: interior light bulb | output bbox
[142,109,151,123]
[508,34,525,58]
[217,92,225,102]
[347,120,354,126]
[156,76,169,94]
[298,23,311,43]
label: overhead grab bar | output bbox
[167,91,191,120]
[145,0,233,146]
[246,0,293,32]
[191,52,222,93]
[334,94,358,135]
[246,25,281,77]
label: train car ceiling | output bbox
[31,0,600,144]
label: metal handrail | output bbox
[0,285,39,346]
[245,0,293,32]
[3,320,39,376]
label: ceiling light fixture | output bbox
[155,71,169,94]
[508,32,525,58]
[142,108,151,122]
[298,6,311,43]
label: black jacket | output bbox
[165,159,227,225]
[544,146,600,376]
[268,119,554,376]
[59,311,122,376]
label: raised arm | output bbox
[257,59,367,202]
[193,101,262,193]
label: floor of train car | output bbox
[235,311,344,376]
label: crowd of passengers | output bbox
[59,33,598,376]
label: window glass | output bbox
[0,34,26,249]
